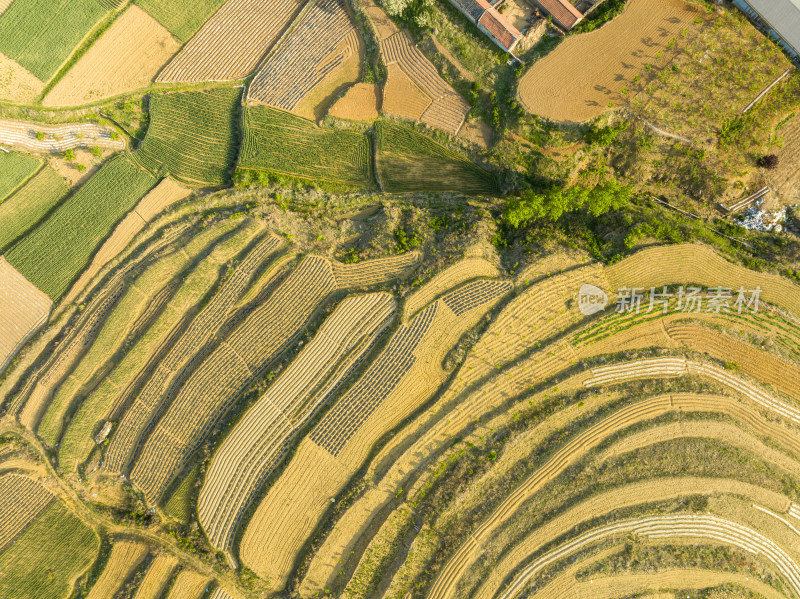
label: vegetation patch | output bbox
[375,120,496,193]
[0,0,111,81]
[0,151,40,202]
[132,88,242,187]
[239,105,373,187]
[0,501,98,599]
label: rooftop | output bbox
[738,0,800,54]
[533,0,583,30]
[478,8,523,50]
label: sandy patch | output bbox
[518,0,700,123]
[328,82,380,121]
[458,119,493,149]
[382,64,432,121]
[0,51,44,104]
[0,257,52,372]
[43,6,179,107]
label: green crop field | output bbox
[0,501,98,599]
[0,0,110,81]
[0,165,69,253]
[165,463,201,523]
[135,0,226,42]
[132,88,241,187]
[239,105,372,186]
[374,121,496,194]
[6,154,157,300]
[0,151,41,202]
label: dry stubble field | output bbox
[518,0,702,123]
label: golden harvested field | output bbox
[381,63,432,121]
[166,570,212,599]
[42,6,180,107]
[133,554,178,599]
[156,0,304,83]
[379,30,470,134]
[0,51,43,104]
[518,0,701,123]
[0,257,52,373]
[0,474,53,552]
[85,541,149,599]
[328,83,380,121]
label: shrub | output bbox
[757,154,779,169]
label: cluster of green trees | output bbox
[503,179,632,228]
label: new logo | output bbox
[578,284,608,315]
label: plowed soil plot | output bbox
[0,51,43,104]
[518,0,699,123]
[156,0,305,83]
[43,6,180,107]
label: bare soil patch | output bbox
[518,0,700,123]
[0,51,43,104]
[328,82,380,121]
[458,119,493,150]
[382,64,432,121]
[43,6,180,107]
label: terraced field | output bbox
[4,212,800,599]
[239,105,372,186]
[132,88,241,187]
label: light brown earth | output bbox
[328,83,380,121]
[293,32,365,121]
[382,64,432,121]
[458,119,493,150]
[0,51,44,104]
[43,6,180,107]
[361,0,399,41]
[0,258,52,373]
[518,0,700,123]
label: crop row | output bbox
[374,121,496,194]
[198,292,395,555]
[239,105,372,186]
[248,0,356,111]
[133,88,242,187]
[129,255,338,500]
[5,153,158,300]
[105,234,279,474]
[0,475,53,553]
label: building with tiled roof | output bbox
[445,0,523,53]
[477,8,523,52]
[532,0,583,31]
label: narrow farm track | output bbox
[0,119,125,152]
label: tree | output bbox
[757,154,779,170]
[63,148,76,161]
[503,179,632,228]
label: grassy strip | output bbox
[572,0,627,34]
[132,88,242,187]
[0,501,99,599]
[0,0,110,82]
[239,105,373,187]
